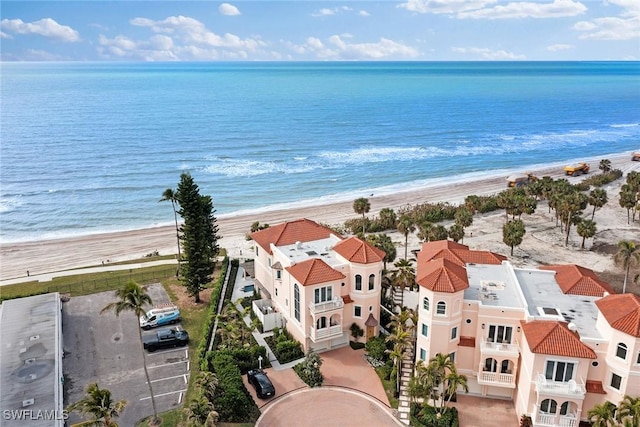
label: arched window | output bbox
[294,284,300,321]
[500,360,512,374]
[368,274,375,290]
[316,316,327,329]
[559,402,574,416]
[541,399,558,414]
[355,274,362,291]
[483,358,497,372]
[436,301,446,315]
[616,343,628,360]
[423,297,430,311]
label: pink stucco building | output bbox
[251,219,385,352]
[415,240,640,427]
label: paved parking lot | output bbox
[62,284,189,426]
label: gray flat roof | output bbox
[276,235,346,268]
[515,268,601,339]
[465,263,526,309]
[0,293,64,427]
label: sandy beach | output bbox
[1,152,638,283]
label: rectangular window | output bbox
[268,258,271,267]
[611,373,622,390]
[545,360,575,382]
[637,352,640,364]
[420,348,426,361]
[488,325,513,344]
[449,352,455,363]
[422,324,428,337]
[355,275,362,291]
[294,285,300,321]
[314,286,333,304]
[354,306,362,318]
[368,274,375,291]
[256,246,259,256]
[451,327,458,340]
[275,288,278,296]
[276,270,282,280]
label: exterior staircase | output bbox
[393,286,404,308]
[396,346,415,425]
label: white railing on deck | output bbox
[309,296,344,314]
[480,339,520,356]
[310,324,343,341]
[477,363,515,387]
[535,373,586,397]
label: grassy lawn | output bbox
[375,366,399,409]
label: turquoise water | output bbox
[1,61,639,243]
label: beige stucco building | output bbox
[415,240,640,427]
[251,219,385,353]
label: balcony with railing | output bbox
[310,324,343,341]
[535,374,586,398]
[534,404,579,427]
[477,363,516,388]
[480,338,520,358]
[309,296,344,315]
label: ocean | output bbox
[1,61,639,244]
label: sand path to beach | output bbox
[1,153,638,282]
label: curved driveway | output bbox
[256,387,403,427]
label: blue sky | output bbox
[1,1,638,61]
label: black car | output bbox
[247,369,275,399]
[142,328,189,352]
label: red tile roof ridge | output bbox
[539,264,615,297]
[333,236,385,264]
[416,257,469,293]
[520,320,596,359]
[595,293,640,337]
[285,258,345,286]
[250,218,339,254]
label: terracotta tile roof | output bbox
[333,236,385,264]
[459,336,476,347]
[285,258,345,286]
[250,218,337,254]
[342,295,354,304]
[417,240,506,268]
[595,294,640,337]
[585,380,606,394]
[540,264,615,297]
[416,258,469,293]
[520,320,596,359]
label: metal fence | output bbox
[47,267,177,295]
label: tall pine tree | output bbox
[175,173,220,302]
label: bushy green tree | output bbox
[176,172,220,302]
[503,219,525,256]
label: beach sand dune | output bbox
[1,153,638,283]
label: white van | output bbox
[140,304,181,329]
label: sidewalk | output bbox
[0,259,178,286]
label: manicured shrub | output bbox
[210,352,257,422]
[293,351,324,387]
[365,336,387,362]
[349,341,365,350]
[412,405,459,427]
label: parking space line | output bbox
[145,347,189,355]
[148,360,188,369]
[140,389,188,401]
[149,374,190,384]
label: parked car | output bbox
[142,328,189,352]
[247,369,275,399]
[140,304,181,329]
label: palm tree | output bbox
[617,395,640,427]
[454,208,473,243]
[503,219,525,256]
[195,371,219,403]
[67,383,127,427]
[353,197,371,235]
[599,158,612,173]
[391,259,415,307]
[442,370,469,415]
[577,219,597,249]
[385,327,412,398]
[396,215,415,260]
[100,281,159,424]
[615,240,640,293]
[588,401,617,427]
[160,188,181,269]
[185,397,215,426]
[588,188,608,220]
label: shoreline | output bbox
[1,151,638,281]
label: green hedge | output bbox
[204,346,269,374]
[210,351,259,422]
[198,257,229,366]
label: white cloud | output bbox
[312,8,336,17]
[294,34,419,60]
[1,31,12,39]
[219,3,241,16]
[546,43,574,51]
[359,10,371,17]
[452,46,526,59]
[457,0,587,19]
[0,18,80,42]
[574,16,640,40]
[573,0,640,40]
[397,0,496,14]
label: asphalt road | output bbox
[62,283,189,427]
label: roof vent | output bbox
[296,241,302,249]
[22,398,34,407]
[568,323,578,332]
[29,335,40,341]
[603,292,610,297]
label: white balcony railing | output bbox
[480,339,520,357]
[535,413,577,427]
[310,324,343,341]
[309,296,344,314]
[477,363,516,388]
[535,373,586,398]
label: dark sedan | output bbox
[247,369,275,399]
